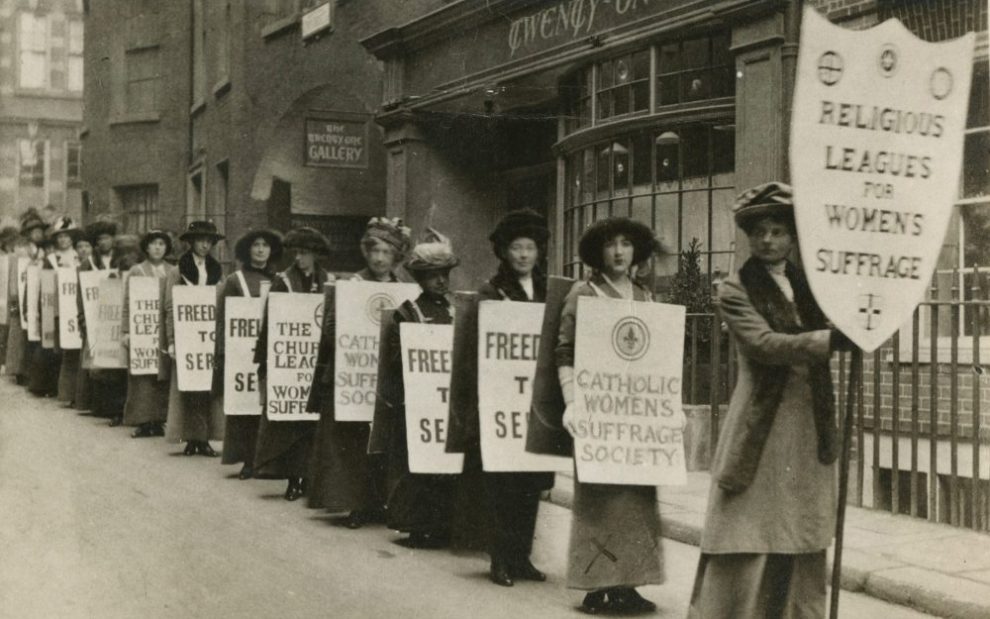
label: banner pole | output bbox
[829,346,862,619]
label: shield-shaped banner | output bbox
[790,7,974,352]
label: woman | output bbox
[688,183,851,618]
[121,230,175,438]
[254,227,332,501]
[97,235,141,425]
[215,228,282,479]
[44,217,82,406]
[308,217,411,525]
[0,226,19,368]
[557,217,663,614]
[4,212,40,384]
[75,221,118,413]
[164,221,225,456]
[70,233,94,411]
[375,229,461,547]
[27,221,63,398]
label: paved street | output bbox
[0,378,933,619]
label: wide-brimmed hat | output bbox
[578,217,656,270]
[234,228,284,264]
[405,228,459,274]
[733,182,794,232]
[284,227,330,256]
[47,216,83,244]
[362,217,411,257]
[489,209,549,256]
[85,220,118,244]
[179,220,224,243]
[140,229,173,256]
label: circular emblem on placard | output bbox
[314,302,324,330]
[930,67,953,100]
[817,51,843,86]
[611,316,650,362]
[365,292,397,326]
[878,44,898,77]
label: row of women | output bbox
[1,181,849,617]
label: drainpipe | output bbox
[781,0,804,182]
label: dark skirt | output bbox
[688,551,827,618]
[222,414,261,466]
[0,324,7,367]
[74,368,91,411]
[253,416,315,479]
[89,369,128,418]
[164,362,224,442]
[57,350,80,403]
[5,323,26,377]
[28,346,59,396]
[307,416,384,513]
[566,481,664,591]
[123,374,168,425]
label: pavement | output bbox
[548,471,990,619]
[0,376,935,618]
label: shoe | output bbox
[490,558,514,587]
[344,511,365,530]
[108,416,123,427]
[198,442,220,457]
[284,479,304,501]
[609,588,656,614]
[577,591,609,615]
[512,558,546,582]
[237,465,253,480]
[131,424,155,438]
[152,423,166,437]
[183,442,197,456]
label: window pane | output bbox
[962,203,990,269]
[681,125,710,187]
[20,52,46,88]
[962,131,989,199]
[68,56,83,92]
[682,38,709,69]
[613,141,630,196]
[710,65,734,98]
[658,43,680,73]
[682,69,710,102]
[614,57,632,84]
[581,149,595,204]
[967,61,989,129]
[597,145,611,195]
[632,50,650,80]
[632,81,649,112]
[656,138,679,187]
[632,132,652,190]
[658,75,679,106]
[613,85,630,115]
[68,20,84,54]
[712,127,734,186]
[711,32,731,66]
[599,59,613,89]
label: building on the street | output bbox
[81,0,432,268]
[0,0,85,225]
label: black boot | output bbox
[578,591,609,615]
[198,441,220,457]
[183,441,197,456]
[610,588,656,614]
[237,464,253,480]
[490,557,514,587]
[512,557,546,582]
[284,478,304,501]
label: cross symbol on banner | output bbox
[622,326,640,352]
[858,294,883,330]
[371,297,389,314]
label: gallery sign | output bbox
[304,117,368,169]
[790,7,974,352]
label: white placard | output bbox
[224,296,264,416]
[40,270,57,349]
[265,292,322,421]
[56,267,81,349]
[478,301,571,472]
[172,286,216,391]
[25,264,41,341]
[79,270,110,355]
[93,277,126,369]
[0,255,8,326]
[790,7,975,352]
[400,322,463,474]
[128,277,161,376]
[334,280,420,422]
[573,297,687,486]
[16,258,28,329]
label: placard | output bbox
[25,264,41,342]
[573,296,687,486]
[16,258,28,329]
[266,292,323,421]
[172,286,216,391]
[400,322,463,474]
[56,267,81,349]
[790,7,974,352]
[224,296,264,415]
[128,277,161,375]
[334,280,420,422]
[93,277,126,369]
[78,270,110,354]
[40,270,57,349]
[0,255,8,326]
[478,301,571,472]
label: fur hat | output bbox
[733,182,794,233]
[139,229,173,256]
[405,228,459,274]
[284,226,330,256]
[361,217,411,257]
[489,209,549,256]
[85,220,119,244]
[47,216,83,244]
[179,220,224,243]
[234,229,284,264]
[578,217,657,271]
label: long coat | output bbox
[252,263,331,478]
[121,261,173,426]
[557,272,664,591]
[699,274,835,554]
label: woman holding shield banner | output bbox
[121,230,176,438]
[214,228,282,480]
[253,226,332,501]
[307,217,410,526]
[557,217,664,615]
[688,182,854,618]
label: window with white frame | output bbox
[18,13,48,89]
[66,142,82,185]
[68,20,84,92]
[19,139,47,188]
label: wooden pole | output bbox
[830,347,862,619]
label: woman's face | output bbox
[250,238,272,265]
[75,240,92,261]
[29,228,44,244]
[294,249,316,271]
[601,234,635,277]
[418,269,450,296]
[192,237,213,258]
[55,233,73,251]
[146,238,167,262]
[363,240,397,277]
[96,234,114,254]
[747,217,794,264]
[505,237,539,277]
